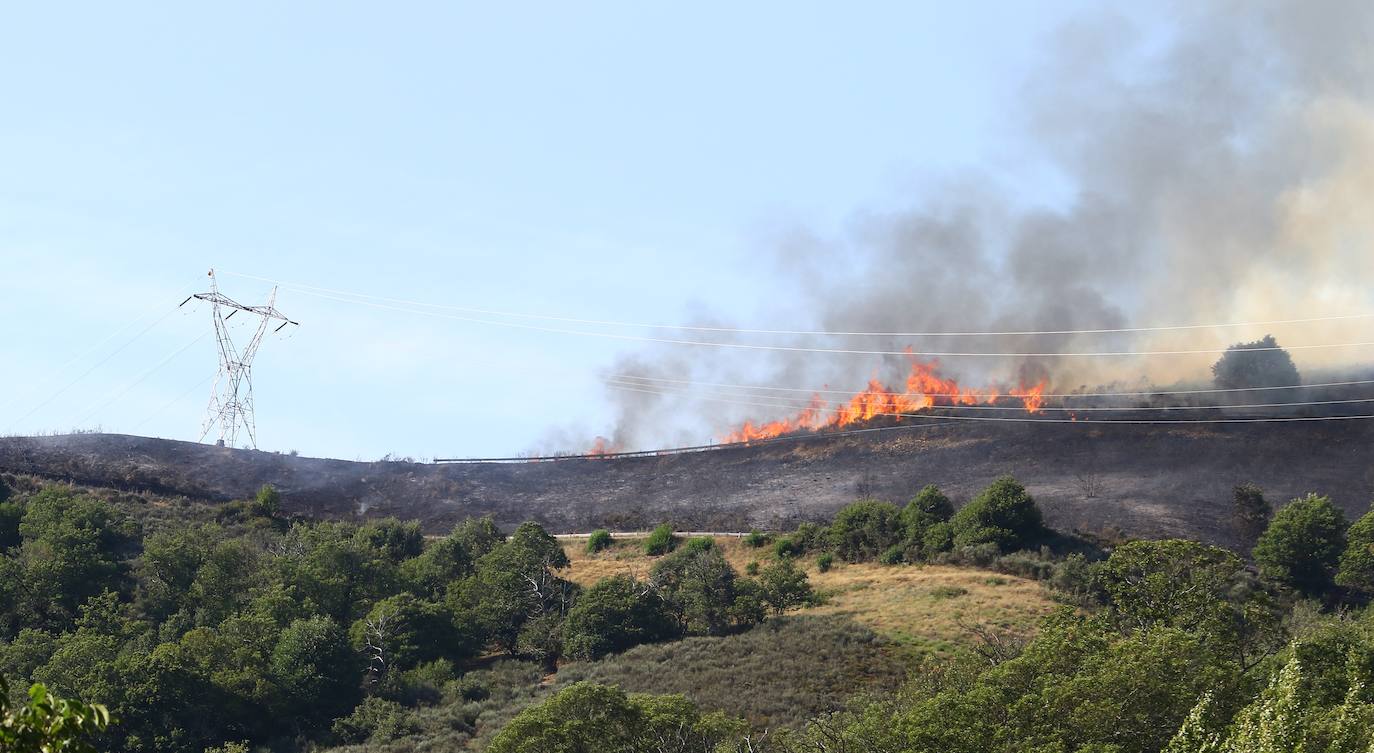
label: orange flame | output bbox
[587,436,617,456]
[722,359,1047,444]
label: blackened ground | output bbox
[2,419,1371,547]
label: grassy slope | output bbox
[562,535,1058,657]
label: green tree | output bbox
[901,486,956,555]
[756,558,814,615]
[487,682,746,753]
[350,593,467,677]
[250,484,281,518]
[16,489,136,629]
[1231,483,1272,547]
[585,529,613,554]
[0,675,111,753]
[650,544,756,636]
[1335,503,1374,593]
[949,476,1046,552]
[270,615,358,726]
[400,523,482,599]
[829,500,903,562]
[454,522,575,654]
[561,575,677,660]
[1211,334,1300,390]
[1253,493,1348,596]
[643,524,677,556]
[1098,539,1281,670]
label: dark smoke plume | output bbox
[592,1,1374,450]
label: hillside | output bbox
[3,419,1372,545]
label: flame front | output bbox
[722,359,1047,444]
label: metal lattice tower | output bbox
[180,269,298,448]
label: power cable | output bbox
[273,285,1374,359]
[605,374,1374,400]
[223,270,1374,338]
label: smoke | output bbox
[593,0,1374,449]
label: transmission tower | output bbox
[180,269,298,448]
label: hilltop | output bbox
[3,419,1371,546]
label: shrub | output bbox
[1254,493,1347,596]
[745,561,760,576]
[878,545,904,565]
[923,521,954,554]
[643,524,678,556]
[682,536,715,554]
[901,485,954,557]
[561,575,678,660]
[949,476,1046,553]
[830,500,904,562]
[331,696,416,745]
[1211,334,1300,389]
[586,529,613,554]
[744,530,770,548]
[251,484,281,518]
[1337,504,1374,593]
[816,553,834,572]
[930,585,969,600]
[1232,483,1272,546]
[757,558,814,614]
[774,536,804,559]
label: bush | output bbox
[757,558,814,614]
[923,521,954,554]
[586,529,613,554]
[830,500,904,562]
[643,524,677,556]
[878,545,904,565]
[774,536,804,559]
[744,530,770,548]
[1337,504,1374,593]
[331,696,416,745]
[1254,493,1348,596]
[745,561,760,576]
[1211,334,1300,389]
[902,485,954,558]
[561,575,678,660]
[816,553,834,572]
[949,476,1046,553]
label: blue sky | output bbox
[1,1,1151,458]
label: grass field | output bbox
[561,534,1058,657]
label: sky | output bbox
[0,1,1164,459]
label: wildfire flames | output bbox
[721,359,1046,444]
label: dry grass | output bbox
[562,535,1059,657]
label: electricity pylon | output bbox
[180,269,297,448]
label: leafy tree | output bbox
[487,682,746,753]
[1335,503,1374,593]
[135,526,213,621]
[949,476,1046,552]
[1099,539,1281,669]
[0,675,111,753]
[16,489,136,629]
[250,484,280,518]
[643,524,677,556]
[902,485,954,558]
[356,518,425,563]
[189,539,259,625]
[401,524,480,599]
[270,615,358,726]
[1211,334,1300,390]
[561,575,677,660]
[0,497,22,551]
[585,529,613,554]
[454,522,575,654]
[650,544,757,636]
[351,593,467,677]
[829,500,903,562]
[1231,483,1272,547]
[1253,493,1348,596]
[756,558,814,614]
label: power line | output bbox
[604,378,1374,412]
[4,302,188,432]
[72,333,210,428]
[223,270,1374,338]
[605,383,1374,425]
[606,374,1374,399]
[273,284,1374,359]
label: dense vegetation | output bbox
[5,471,1374,751]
